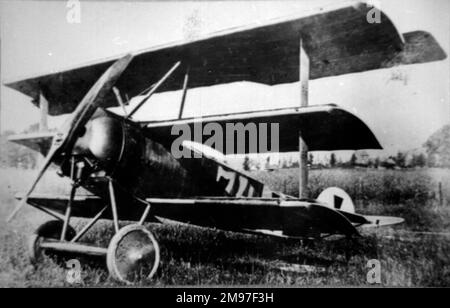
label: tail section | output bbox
[360,215,404,227]
[316,187,404,228]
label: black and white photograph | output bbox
[0,0,449,290]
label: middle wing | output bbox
[144,104,382,154]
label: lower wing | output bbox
[17,193,403,239]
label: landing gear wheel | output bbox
[107,224,160,285]
[28,220,76,264]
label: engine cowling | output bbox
[73,113,124,170]
[64,110,146,189]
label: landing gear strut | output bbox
[27,177,159,285]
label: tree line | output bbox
[243,151,429,171]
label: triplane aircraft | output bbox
[3,3,447,284]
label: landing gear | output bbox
[107,224,160,284]
[29,221,160,285]
[28,220,76,263]
[27,178,159,285]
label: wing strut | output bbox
[37,91,49,132]
[298,37,310,198]
[127,61,181,118]
[112,86,128,116]
[178,66,190,119]
[60,156,78,241]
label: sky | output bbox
[0,0,449,158]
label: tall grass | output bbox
[253,168,449,205]
[0,167,449,286]
[252,168,450,231]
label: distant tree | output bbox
[427,153,438,168]
[243,156,250,171]
[330,153,336,167]
[395,151,406,168]
[408,153,426,168]
[424,124,450,168]
[382,157,397,169]
[416,153,426,167]
[350,153,357,167]
[373,157,380,168]
[308,153,314,166]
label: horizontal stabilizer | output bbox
[337,210,371,225]
[361,215,405,228]
[8,132,55,156]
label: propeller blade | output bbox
[6,54,134,222]
[60,54,134,151]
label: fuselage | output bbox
[60,109,229,219]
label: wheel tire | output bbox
[28,220,76,264]
[107,224,160,285]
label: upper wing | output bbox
[4,2,446,115]
[145,104,382,153]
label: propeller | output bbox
[7,54,134,222]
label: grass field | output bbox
[0,167,449,287]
